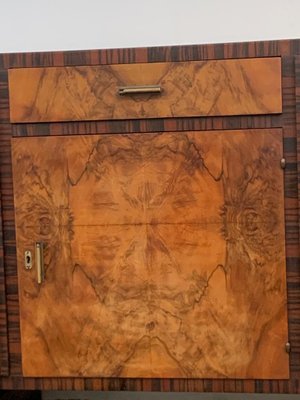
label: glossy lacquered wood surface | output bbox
[0,39,299,392]
[11,129,288,378]
[8,58,282,123]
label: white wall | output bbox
[0,0,300,53]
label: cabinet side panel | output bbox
[0,193,9,375]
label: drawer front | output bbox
[11,129,288,378]
[8,57,282,123]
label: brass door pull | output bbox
[118,85,162,95]
[35,242,44,284]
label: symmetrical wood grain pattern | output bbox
[8,58,282,123]
[0,39,299,392]
[11,129,288,378]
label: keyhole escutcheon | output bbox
[24,250,32,270]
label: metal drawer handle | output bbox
[118,85,162,95]
[35,242,44,284]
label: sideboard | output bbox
[0,38,299,393]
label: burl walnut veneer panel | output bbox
[8,58,282,123]
[11,129,288,379]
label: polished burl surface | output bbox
[8,58,282,123]
[11,129,288,378]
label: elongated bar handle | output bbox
[35,242,44,284]
[118,85,162,95]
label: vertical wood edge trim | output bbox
[0,69,10,376]
[0,192,9,376]
[294,56,300,251]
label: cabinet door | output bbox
[11,129,288,378]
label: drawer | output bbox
[8,57,282,123]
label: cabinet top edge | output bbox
[1,38,300,57]
[0,38,299,70]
